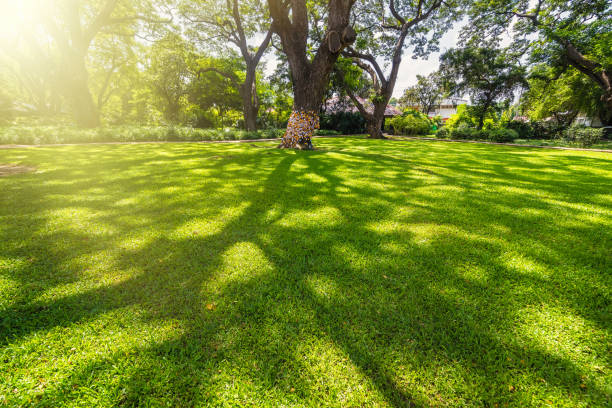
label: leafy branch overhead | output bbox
[463,0,612,124]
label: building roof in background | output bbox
[324,96,402,117]
[436,98,468,106]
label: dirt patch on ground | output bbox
[0,164,36,176]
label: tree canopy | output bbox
[439,47,527,129]
[463,0,612,124]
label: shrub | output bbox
[450,124,483,140]
[388,110,432,136]
[487,128,518,143]
[445,105,475,129]
[563,126,603,147]
[320,112,366,134]
[261,128,285,139]
[505,120,535,139]
[436,127,450,139]
[529,120,570,140]
[0,126,286,145]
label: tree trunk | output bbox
[240,68,259,131]
[476,101,491,131]
[279,56,334,149]
[280,109,318,149]
[601,90,612,126]
[63,55,100,128]
[269,0,356,149]
[366,102,387,139]
[477,115,485,131]
[68,80,100,128]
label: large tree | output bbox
[1,0,171,127]
[464,0,612,125]
[339,0,459,138]
[439,47,527,130]
[268,0,357,149]
[182,0,272,131]
[0,44,64,118]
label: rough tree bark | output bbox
[240,69,260,131]
[342,0,445,139]
[269,0,357,149]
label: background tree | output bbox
[189,56,244,128]
[439,47,527,130]
[147,33,193,123]
[339,0,459,138]
[0,0,172,127]
[0,32,65,119]
[88,35,141,123]
[182,0,272,131]
[399,72,443,114]
[464,0,612,125]
[268,0,357,149]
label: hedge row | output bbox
[0,126,342,145]
[436,126,518,143]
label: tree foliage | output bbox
[181,0,272,130]
[463,0,612,124]
[399,72,443,114]
[523,66,604,124]
[339,0,461,138]
[439,47,527,129]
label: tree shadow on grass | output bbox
[1,141,610,407]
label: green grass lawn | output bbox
[512,138,612,150]
[0,137,610,407]
[390,135,612,150]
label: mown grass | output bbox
[393,135,612,150]
[0,137,610,407]
[512,139,612,150]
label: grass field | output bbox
[0,137,610,407]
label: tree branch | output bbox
[84,0,120,47]
[253,30,273,66]
[198,67,239,88]
[389,0,406,25]
[342,47,386,87]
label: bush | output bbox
[0,126,286,145]
[529,120,570,140]
[320,112,366,134]
[487,128,518,143]
[436,127,450,139]
[505,120,534,139]
[450,124,484,140]
[388,110,432,135]
[563,126,603,147]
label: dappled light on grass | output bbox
[0,137,610,407]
